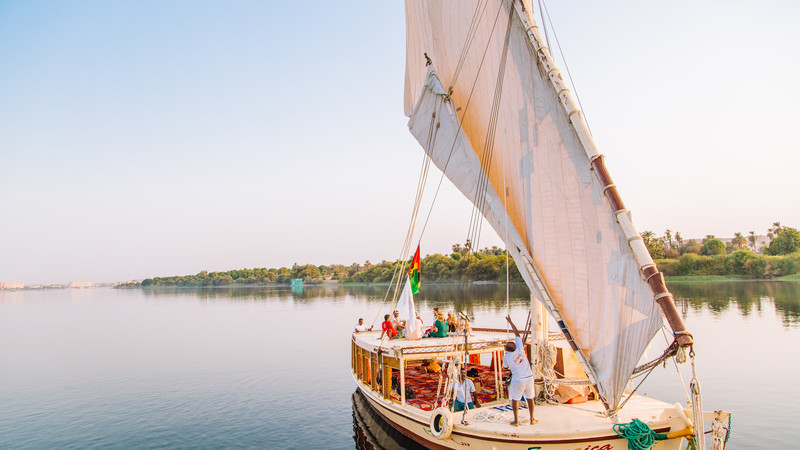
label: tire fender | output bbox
[430,407,453,440]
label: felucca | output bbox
[351,1,730,448]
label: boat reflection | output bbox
[351,390,425,450]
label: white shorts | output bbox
[508,378,535,401]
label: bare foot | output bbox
[509,421,519,427]
[530,418,538,425]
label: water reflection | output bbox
[351,390,425,450]
[138,283,531,305]
[136,280,800,327]
[669,281,800,327]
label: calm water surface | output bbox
[1,282,798,449]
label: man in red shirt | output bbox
[380,313,397,339]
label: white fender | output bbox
[430,407,453,440]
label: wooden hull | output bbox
[355,381,684,450]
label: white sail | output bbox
[404,0,663,410]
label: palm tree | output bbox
[748,231,757,252]
[675,232,683,249]
[768,222,782,241]
[732,232,747,251]
[664,229,673,249]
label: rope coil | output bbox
[612,418,668,450]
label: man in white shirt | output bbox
[452,369,478,412]
[354,318,372,333]
[503,315,537,426]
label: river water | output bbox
[1,281,798,449]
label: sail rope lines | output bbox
[450,0,491,91]
[690,351,706,450]
[465,2,515,263]
[499,6,511,341]
[659,325,692,406]
[372,111,441,393]
[535,0,592,134]
[370,108,438,331]
[416,0,506,242]
[458,0,515,309]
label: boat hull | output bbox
[355,382,683,450]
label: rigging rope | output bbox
[612,418,669,450]
[371,106,439,331]
[460,0,515,306]
[660,325,691,405]
[537,0,592,134]
[690,351,706,450]
[451,0,490,89]
[416,0,506,243]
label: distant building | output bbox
[68,281,94,288]
[0,282,24,290]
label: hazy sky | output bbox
[2,1,799,285]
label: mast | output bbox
[514,2,692,348]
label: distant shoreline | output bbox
[104,276,800,290]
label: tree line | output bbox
[121,223,800,288]
[644,222,800,278]
[120,241,524,288]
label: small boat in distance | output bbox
[352,1,730,448]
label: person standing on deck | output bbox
[452,368,478,412]
[503,315,537,426]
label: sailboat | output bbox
[351,1,730,448]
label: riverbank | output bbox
[666,274,800,282]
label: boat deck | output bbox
[353,329,526,354]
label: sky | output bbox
[1,1,799,285]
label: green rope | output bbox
[612,418,669,450]
[725,413,732,443]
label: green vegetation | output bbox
[126,223,800,288]
[658,251,800,278]
[343,245,523,284]
[641,222,800,279]
[125,243,524,288]
[700,238,726,256]
[765,226,800,255]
